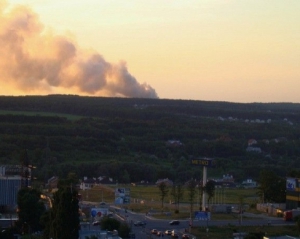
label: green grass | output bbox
[0,110,82,120]
[79,185,260,218]
[80,185,260,205]
[192,225,299,239]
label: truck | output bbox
[283,209,300,221]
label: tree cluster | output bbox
[1,95,300,184]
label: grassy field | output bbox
[80,184,259,206]
[0,110,82,120]
[191,225,299,239]
[79,184,261,218]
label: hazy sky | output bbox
[2,0,300,103]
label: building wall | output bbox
[0,177,22,208]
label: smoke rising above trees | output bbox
[0,3,158,98]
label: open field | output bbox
[80,185,259,205]
[0,110,81,120]
[191,225,299,239]
[79,184,261,219]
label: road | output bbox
[112,206,295,239]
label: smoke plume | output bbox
[0,3,158,98]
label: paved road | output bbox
[112,206,295,239]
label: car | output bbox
[151,229,158,234]
[182,234,190,239]
[157,231,163,236]
[165,230,172,235]
[172,232,179,238]
[134,221,146,226]
[92,221,100,226]
[169,220,180,225]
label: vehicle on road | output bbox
[151,229,158,234]
[171,230,179,238]
[92,221,100,226]
[284,209,300,221]
[172,232,179,238]
[169,220,180,225]
[133,221,146,226]
[165,230,172,235]
[157,231,164,237]
[182,234,190,239]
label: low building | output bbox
[46,176,59,189]
[156,178,173,186]
[241,179,257,188]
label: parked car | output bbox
[157,231,164,237]
[169,220,180,225]
[172,232,179,238]
[151,229,158,234]
[182,234,190,239]
[171,230,179,238]
[165,230,172,235]
[134,221,146,226]
[92,221,100,226]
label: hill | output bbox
[0,95,299,183]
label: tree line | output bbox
[0,96,300,184]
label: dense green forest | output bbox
[0,95,300,184]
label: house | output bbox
[80,177,100,190]
[273,137,288,143]
[99,176,115,185]
[156,178,173,186]
[46,176,59,189]
[246,146,262,153]
[217,135,232,142]
[241,179,257,188]
[212,175,236,188]
[166,140,183,147]
[247,139,257,146]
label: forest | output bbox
[0,95,300,184]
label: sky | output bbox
[1,0,300,103]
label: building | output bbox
[156,178,173,186]
[46,176,59,190]
[0,175,22,211]
[241,179,257,188]
[0,165,27,211]
[286,177,300,210]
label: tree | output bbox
[158,182,169,209]
[43,179,79,239]
[100,217,121,231]
[170,183,184,211]
[205,180,216,205]
[118,222,131,238]
[121,169,131,184]
[187,179,197,226]
[17,188,46,234]
[257,170,286,203]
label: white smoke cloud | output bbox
[0,3,158,98]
